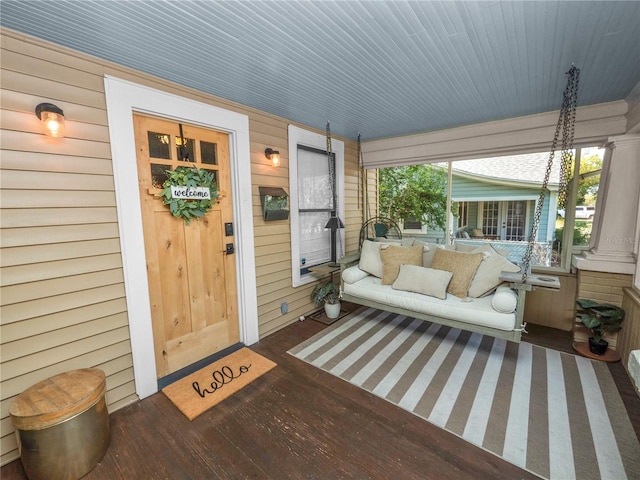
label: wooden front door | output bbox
[133,114,238,379]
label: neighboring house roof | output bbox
[449,152,562,187]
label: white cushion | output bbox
[342,275,517,331]
[468,244,521,298]
[491,285,518,313]
[414,240,444,268]
[392,265,452,300]
[342,266,369,285]
[456,242,476,252]
[359,240,385,278]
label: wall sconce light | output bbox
[35,103,65,138]
[265,148,281,167]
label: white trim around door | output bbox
[104,76,259,399]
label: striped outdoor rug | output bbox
[288,307,640,480]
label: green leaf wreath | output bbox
[158,166,218,224]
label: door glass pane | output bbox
[483,201,499,236]
[200,168,218,186]
[299,211,331,270]
[201,141,218,165]
[148,132,171,159]
[298,147,332,210]
[457,202,468,229]
[505,200,526,241]
[176,137,195,162]
[150,164,170,189]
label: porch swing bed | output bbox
[338,241,538,343]
[339,66,578,342]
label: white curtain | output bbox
[297,148,332,266]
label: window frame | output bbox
[559,145,605,270]
[446,146,605,273]
[288,124,344,287]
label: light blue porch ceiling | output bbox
[1,1,638,141]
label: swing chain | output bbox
[558,66,580,208]
[520,65,579,282]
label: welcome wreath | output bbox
[158,166,218,224]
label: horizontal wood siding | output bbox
[0,31,137,465]
[0,29,371,464]
[452,175,554,242]
[453,175,541,199]
[577,270,633,307]
[254,131,367,338]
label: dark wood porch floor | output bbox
[3,312,639,480]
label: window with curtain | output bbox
[288,125,344,287]
[297,146,334,272]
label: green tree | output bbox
[576,154,602,205]
[379,165,448,230]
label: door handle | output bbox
[224,243,235,255]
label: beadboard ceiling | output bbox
[1,1,638,141]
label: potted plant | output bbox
[576,298,625,355]
[311,281,341,319]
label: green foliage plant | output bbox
[158,166,218,225]
[555,225,589,248]
[576,153,602,205]
[378,164,449,231]
[576,298,625,343]
[311,282,339,305]
[265,195,288,211]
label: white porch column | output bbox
[573,134,640,274]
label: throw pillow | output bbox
[467,244,521,297]
[379,244,423,285]
[342,266,369,285]
[392,265,452,300]
[414,240,443,268]
[491,284,518,313]
[455,243,477,253]
[430,248,484,298]
[359,240,384,278]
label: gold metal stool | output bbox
[9,368,110,480]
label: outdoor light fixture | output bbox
[265,148,280,167]
[324,216,344,230]
[35,103,65,138]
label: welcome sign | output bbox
[170,186,211,200]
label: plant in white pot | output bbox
[576,298,625,355]
[311,281,341,319]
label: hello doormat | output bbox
[162,348,277,420]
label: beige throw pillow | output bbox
[359,240,384,278]
[392,265,452,300]
[379,244,423,285]
[430,248,484,298]
[467,245,521,297]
